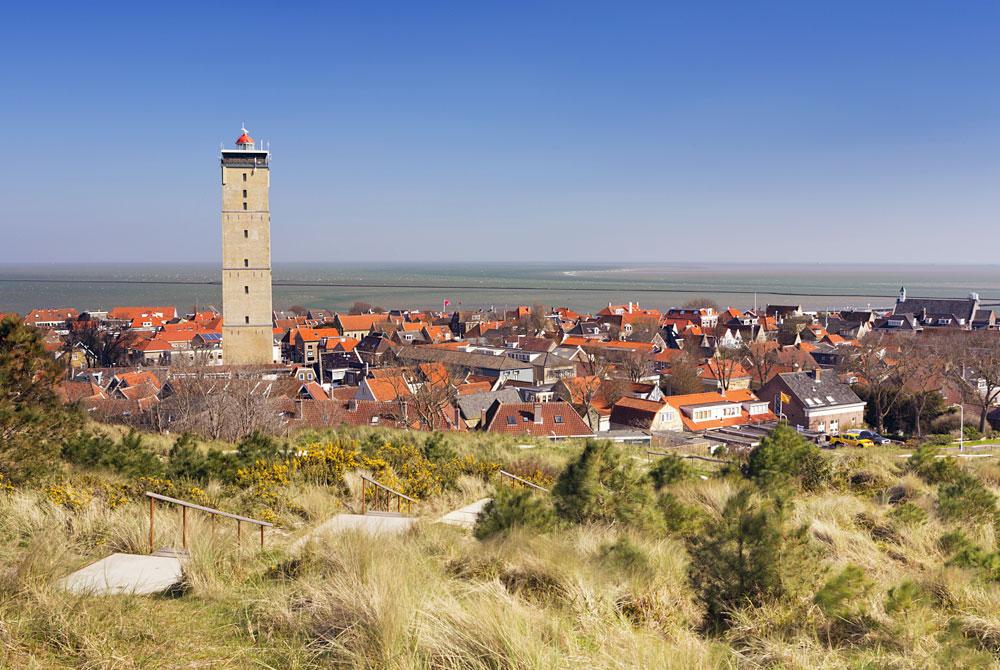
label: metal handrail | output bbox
[145,491,272,553]
[359,474,415,515]
[498,469,550,493]
[645,450,729,464]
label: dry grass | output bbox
[3,436,1000,668]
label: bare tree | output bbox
[404,366,458,430]
[682,297,719,311]
[844,334,904,434]
[619,349,654,383]
[626,315,661,343]
[661,351,704,396]
[946,331,1000,432]
[704,346,742,392]
[741,339,780,389]
[897,338,946,437]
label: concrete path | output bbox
[59,552,184,596]
[438,498,491,529]
[293,513,418,550]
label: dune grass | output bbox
[3,427,1000,668]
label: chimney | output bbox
[812,368,822,381]
[628,302,634,314]
[295,399,304,420]
[480,407,487,427]
[348,398,358,412]
[533,402,544,424]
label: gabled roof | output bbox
[769,371,864,408]
[483,401,593,437]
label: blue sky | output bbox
[2,1,999,263]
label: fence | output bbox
[145,491,273,553]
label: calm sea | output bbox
[2,262,999,315]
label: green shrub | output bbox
[885,580,928,614]
[63,430,162,478]
[907,444,962,484]
[598,537,651,576]
[814,564,871,620]
[963,426,983,441]
[889,502,927,525]
[938,473,997,523]
[473,487,555,540]
[552,440,659,530]
[647,454,690,489]
[939,530,1000,581]
[659,491,707,537]
[687,486,809,630]
[745,424,829,492]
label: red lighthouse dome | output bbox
[235,126,254,146]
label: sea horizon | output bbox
[2,261,999,315]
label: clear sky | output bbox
[2,2,999,264]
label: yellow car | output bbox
[829,433,875,448]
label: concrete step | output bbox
[438,498,492,530]
[59,552,184,596]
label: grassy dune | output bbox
[2,430,1000,669]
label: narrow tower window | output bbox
[244,285,249,294]
[243,229,248,238]
[242,173,247,182]
[245,316,250,324]
[242,202,247,210]
[242,189,247,198]
[244,258,249,267]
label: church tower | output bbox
[220,126,273,365]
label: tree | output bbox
[661,351,704,396]
[741,339,780,390]
[518,303,550,335]
[65,318,137,367]
[745,424,829,492]
[845,334,905,433]
[552,440,659,529]
[704,347,742,392]
[687,486,807,630]
[619,349,653,383]
[682,297,719,311]
[896,338,946,437]
[0,317,76,482]
[946,331,1000,432]
[626,316,660,343]
[474,487,556,539]
[400,366,458,431]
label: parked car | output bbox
[858,430,892,445]
[829,431,875,448]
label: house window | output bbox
[244,286,249,294]
[244,229,248,238]
[554,415,564,423]
[244,258,249,267]
[242,202,247,210]
[506,416,516,426]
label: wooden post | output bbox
[361,480,366,514]
[181,506,188,550]
[236,520,241,547]
[259,524,265,548]
[148,496,155,553]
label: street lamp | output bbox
[949,403,964,452]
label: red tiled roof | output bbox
[484,401,593,437]
[23,308,78,325]
[363,377,412,402]
[108,306,176,321]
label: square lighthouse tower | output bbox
[220,127,273,365]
